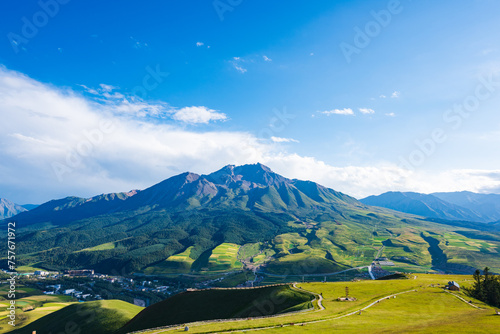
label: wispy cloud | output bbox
[359,108,375,114]
[234,65,247,73]
[385,112,396,117]
[99,84,116,92]
[319,108,354,116]
[391,91,400,98]
[271,136,299,143]
[263,55,272,62]
[231,57,247,73]
[79,83,165,118]
[196,42,204,47]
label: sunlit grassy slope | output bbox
[0,285,75,333]
[9,299,142,334]
[136,274,500,334]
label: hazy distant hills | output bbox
[3,164,500,275]
[432,191,500,222]
[11,191,139,228]
[0,198,28,219]
[360,191,500,223]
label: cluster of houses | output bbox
[42,284,96,300]
[38,276,172,302]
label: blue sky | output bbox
[1,0,500,204]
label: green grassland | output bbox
[206,243,242,272]
[0,289,76,333]
[136,274,500,334]
[10,299,143,334]
[78,241,118,252]
[239,242,263,259]
[12,265,47,273]
[143,246,196,274]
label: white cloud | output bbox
[263,55,272,62]
[271,136,299,143]
[99,84,116,92]
[230,57,247,73]
[230,57,247,74]
[379,95,386,98]
[359,108,375,114]
[171,106,227,124]
[385,112,396,117]
[234,65,247,73]
[196,42,204,47]
[391,91,400,98]
[319,108,354,116]
[1,66,499,203]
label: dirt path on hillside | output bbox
[292,283,324,310]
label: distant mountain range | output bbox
[360,191,500,223]
[3,164,500,275]
[10,163,359,229]
[432,191,500,221]
[0,198,29,219]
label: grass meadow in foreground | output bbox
[139,274,499,334]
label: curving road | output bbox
[292,283,324,310]
[368,265,375,280]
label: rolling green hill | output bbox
[116,285,314,333]
[0,285,75,333]
[10,299,143,334]
[3,164,500,275]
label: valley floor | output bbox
[137,274,499,334]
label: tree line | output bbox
[464,267,500,307]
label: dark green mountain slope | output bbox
[116,285,313,333]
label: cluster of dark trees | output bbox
[464,267,500,307]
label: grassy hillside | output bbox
[143,246,196,274]
[136,274,500,334]
[0,284,75,333]
[207,243,242,271]
[117,285,314,333]
[10,300,142,334]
